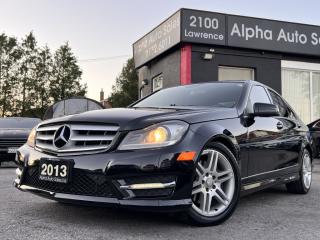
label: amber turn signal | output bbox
[177,151,196,161]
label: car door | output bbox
[267,89,302,169]
[246,85,286,177]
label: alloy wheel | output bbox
[302,152,312,189]
[192,149,235,217]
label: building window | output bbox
[152,74,163,91]
[218,66,255,81]
[281,61,320,123]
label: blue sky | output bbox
[1,0,320,100]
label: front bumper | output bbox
[14,130,204,210]
[14,181,191,211]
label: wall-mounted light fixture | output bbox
[202,53,214,60]
[141,79,149,86]
[139,79,149,99]
[201,48,215,61]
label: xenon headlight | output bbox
[27,127,37,148]
[118,121,189,150]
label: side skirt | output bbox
[240,172,300,196]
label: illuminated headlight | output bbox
[118,121,189,150]
[27,127,37,148]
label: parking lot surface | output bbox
[0,160,319,240]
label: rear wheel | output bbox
[187,142,240,226]
[286,149,312,194]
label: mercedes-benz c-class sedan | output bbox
[14,81,313,225]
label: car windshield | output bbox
[133,82,244,108]
[0,118,41,129]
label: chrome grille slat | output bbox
[70,135,114,141]
[71,125,119,131]
[36,135,54,141]
[36,126,60,132]
[36,142,56,151]
[35,123,119,155]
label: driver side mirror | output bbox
[253,103,280,117]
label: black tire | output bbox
[187,142,241,226]
[286,149,312,194]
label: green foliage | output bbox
[50,43,86,102]
[0,34,21,117]
[108,58,138,108]
[0,32,87,118]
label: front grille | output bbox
[0,139,26,148]
[35,123,119,155]
[22,166,117,198]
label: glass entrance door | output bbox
[282,61,320,123]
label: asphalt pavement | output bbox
[0,160,319,240]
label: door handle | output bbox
[277,121,283,130]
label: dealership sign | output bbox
[134,9,320,68]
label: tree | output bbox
[29,46,53,117]
[50,43,86,102]
[0,32,86,118]
[17,32,38,116]
[0,34,21,117]
[108,58,138,107]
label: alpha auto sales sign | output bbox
[133,9,320,68]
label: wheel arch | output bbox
[207,135,239,161]
[190,122,241,162]
[305,144,313,162]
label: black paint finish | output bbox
[15,81,312,210]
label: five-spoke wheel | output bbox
[188,142,240,226]
[286,149,312,194]
[302,151,312,189]
[192,149,235,217]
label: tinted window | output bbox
[268,90,288,117]
[268,90,297,120]
[314,121,320,128]
[249,86,271,104]
[133,83,244,108]
[0,118,41,129]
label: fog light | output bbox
[120,181,176,190]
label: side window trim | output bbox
[267,88,299,120]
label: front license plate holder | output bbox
[38,158,74,184]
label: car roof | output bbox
[0,117,41,120]
[181,80,263,88]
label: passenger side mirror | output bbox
[253,103,280,117]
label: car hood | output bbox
[40,107,239,131]
[0,128,31,139]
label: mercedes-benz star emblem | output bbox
[53,125,71,149]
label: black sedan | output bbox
[0,117,41,166]
[15,81,313,226]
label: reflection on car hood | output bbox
[0,128,32,139]
[39,107,239,131]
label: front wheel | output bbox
[286,149,312,194]
[187,142,241,226]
